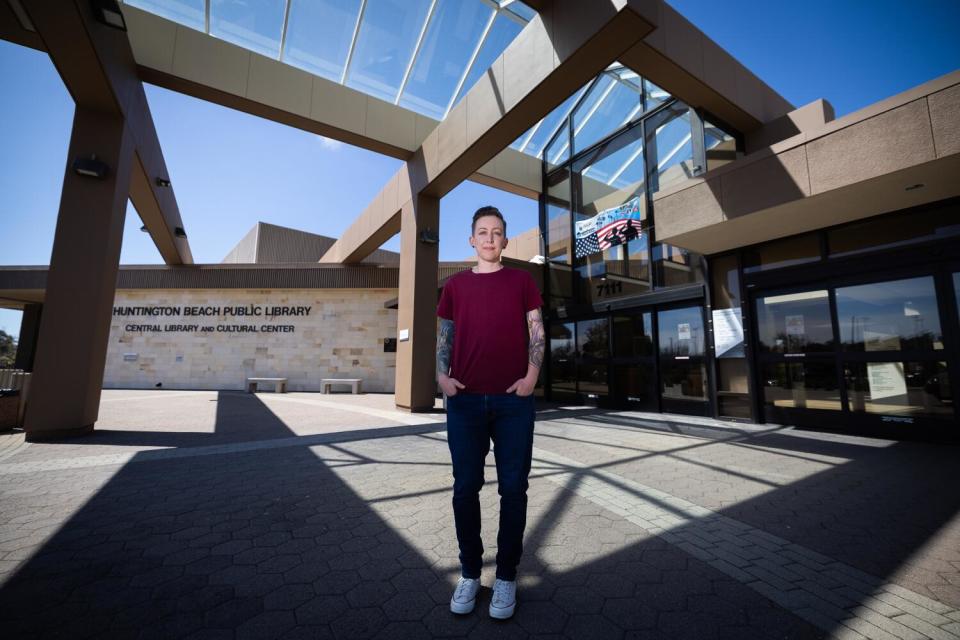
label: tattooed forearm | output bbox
[527,309,545,371]
[437,318,455,379]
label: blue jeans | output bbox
[446,392,536,581]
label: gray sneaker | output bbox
[489,578,516,619]
[450,577,480,614]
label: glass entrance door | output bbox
[657,306,709,415]
[610,311,656,410]
[754,288,842,424]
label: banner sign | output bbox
[574,197,643,258]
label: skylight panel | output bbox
[210,0,286,59]
[125,0,205,31]
[345,0,433,103]
[398,0,493,120]
[282,0,363,83]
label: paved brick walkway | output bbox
[0,390,958,639]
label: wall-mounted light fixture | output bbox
[73,155,109,179]
[174,226,187,238]
[91,0,127,31]
[155,177,171,187]
[419,229,439,245]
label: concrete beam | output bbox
[25,0,192,266]
[618,2,792,134]
[654,71,960,254]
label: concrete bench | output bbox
[246,377,287,393]
[320,378,362,394]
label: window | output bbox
[835,277,943,352]
[743,234,821,273]
[755,289,834,354]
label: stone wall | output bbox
[104,289,398,392]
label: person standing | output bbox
[436,206,545,620]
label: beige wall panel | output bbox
[661,155,960,254]
[382,172,400,216]
[171,26,249,96]
[124,7,176,73]
[493,148,541,194]
[661,4,703,81]
[700,38,738,106]
[807,99,935,194]
[721,146,810,218]
[438,100,468,170]
[655,178,724,239]
[104,289,398,393]
[247,56,312,118]
[310,77,367,136]
[397,165,413,207]
[928,84,960,157]
[415,114,438,148]
[366,98,416,151]
[465,56,505,149]
[502,17,557,112]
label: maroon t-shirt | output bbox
[437,267,543,394]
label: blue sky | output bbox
[1,0,959,338]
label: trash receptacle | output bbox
[0,389,19,430]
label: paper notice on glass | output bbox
[712,308,744,358]
[677,323,691,340]
[867,362,907,400]
[785,315,805,336]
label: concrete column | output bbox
[14,304,42,372]
[394,195,440,412]
[25,108,134,441]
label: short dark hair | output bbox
[471,205,506,236]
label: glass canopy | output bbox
[123,2,665,167]
[124,0,535,120]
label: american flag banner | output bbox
[574,197,643,258]
[597,218,643,250]
[575,231,600,258]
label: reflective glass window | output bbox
[627,236,650,287]
[210,0,286,58]
[544,121,570,171]
[742,234,821,273]
[717,359,751,418]
[127,0,205,30]
[644,79,669,110]
[398,0,492,119]
[763,362,841,411]
[710,254,740,310]
[578,363,608,397]
[346,0,432,102]
[654,243,704,288]
[450,12,522,110]
[515,83,590,157]
[756,289,834,354]
[658,307,705,358]
[828,202,960,258]
[283,0,362,82]
[612,365,655,405]
[648,102,695,194]
[547,263,573,308]
[572,70,643,155]
[612,313,653,357]
[955,273,960,318]
[660,361,707,401]
[836,277,944,352]
[577,318,609,361]
[546,169,571,264]
[704,120,738,172]
[550,322,577,395]
[845,361,952,418]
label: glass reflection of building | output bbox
[536,64,960,437]
[538,64,736,417]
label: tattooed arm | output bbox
[506,308,544,396]
[437,318,465,396]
